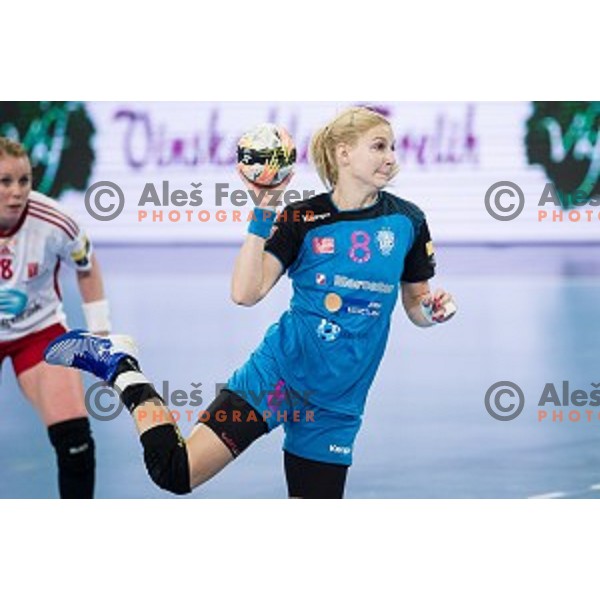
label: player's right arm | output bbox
[231,237,284,306]
[231,168,294,307]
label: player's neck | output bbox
[0,219,18,237]
[331,184,378,211]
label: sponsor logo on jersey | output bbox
[312,237,335,254]
[27,262,40,279]
[0,300,42,328]
[333,275,395,294]
[324,293,343,313]
[316,318,341,342]
[376,227,395,256]
[70,236,91,268]
[329,444,351,455]
[315,273,327,285]
[345,297,382,318]
[0,289,29,320]
[425,240,436,268]
[0,245,14,256]
[303,212,332,223]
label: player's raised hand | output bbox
[236,165,294,211]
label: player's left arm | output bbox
[76,253,110,335]
[400,216,457,327]
[56,221,111,335]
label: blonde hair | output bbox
[0,137,27,159]
[310,107,393,188]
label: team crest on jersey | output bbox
[312,237,335,255]
[376,227,395,257]
[0,239,16,256]
[315,273,327,285]
[27,263,40,279]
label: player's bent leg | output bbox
[44,329,194,494]
[184,424,235,489]
[132,387,269,491]
[44,330,268,495]
[187,388,269,487]
[137,420,193,495]
[18,363,95,498]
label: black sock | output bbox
[111,357,164,413]
[109,356,141,385]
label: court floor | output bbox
[1,244,599,498]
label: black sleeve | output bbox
[401,219,436,283]
[264,205,304,271]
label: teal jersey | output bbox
[249,191,435,416]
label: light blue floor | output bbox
[1,245,599,498]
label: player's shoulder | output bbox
[27,191,80,240]
[381,190,427,223]
[28,190,66,213]
[277,192,333,227]
[281,192,331,215]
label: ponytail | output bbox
[310,126,337,189]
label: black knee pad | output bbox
[140,424,191,496]
[48,417,95,499]
[48,417,95,474]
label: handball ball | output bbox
[237,123,296,187]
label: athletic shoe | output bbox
[44,329,138,382]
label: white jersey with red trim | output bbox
[0,191,92,342]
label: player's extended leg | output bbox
[18,363,95,499]
[44,330,239,494]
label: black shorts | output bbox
[202,389,349,498]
